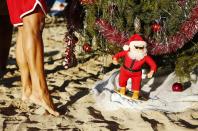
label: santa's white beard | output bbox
[128,47,147,61]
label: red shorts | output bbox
[6,0,47,26]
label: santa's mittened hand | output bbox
[147,70,154,78]
[112,58,118,65]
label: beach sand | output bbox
[0,18,198,131]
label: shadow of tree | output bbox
[150,69,174,92]
[0,76,20,88]
[87,106,129,131]
[141,68,174,99]
[45,65,65,74]
[44,51,64,65]
[57,87,89,115]
[50,68,102,115]
[44,50,59,58]
[49,70,100,93]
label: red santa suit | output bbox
[113,34,157,92]
[6,0,47,27]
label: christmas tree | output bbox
[66,0,198,82]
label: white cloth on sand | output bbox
[92,70,198,112]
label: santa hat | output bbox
[123,34,147,51]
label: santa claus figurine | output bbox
[112,34,157,100]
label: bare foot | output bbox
[21,86,32,101]
[29,95,59,116]
[22,95,29,101]
[21,91,31,101]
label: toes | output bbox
[22,95,29,101]
[45,106,59,116]
[52,111,59,116]
[29,95,59,116]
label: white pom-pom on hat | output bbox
[123,45,129,51]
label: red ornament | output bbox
[172,82,183,92]
[151,23,161,32]
[83,43,92,52]
[147,3,198,55]
[96,2,198,55]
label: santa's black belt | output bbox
[123,65,141,72]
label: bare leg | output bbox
[16,27,32,101]
[21,9,59,116]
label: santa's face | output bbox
[128,42,147,61]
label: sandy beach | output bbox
[0,18,198,131]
